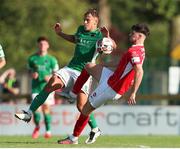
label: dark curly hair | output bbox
[37,36,49,43]
[131,23,150,36]
[84,8,99,18]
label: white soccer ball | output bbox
[96,37,113,54]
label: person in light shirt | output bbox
[0,44,6,69]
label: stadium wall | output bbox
[0,104,180,135]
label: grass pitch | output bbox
[0,135,180,148]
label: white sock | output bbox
[46,131,51,134]
[70,135,78,141]
[27,109,33,115]
[92,127,99,132]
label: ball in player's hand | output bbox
[96,37,113,54]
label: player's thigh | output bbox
[55,66,80,89]
[55,67,81,96]
[45,75,64,91]
[89,81,121,109]
[85,63,103,82]
[42,104,50,113]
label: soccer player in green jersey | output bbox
[0,44,6,69]
[28,36,59,139]
[15,8,108,144]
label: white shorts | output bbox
[54,66,92,97]
[32,92,55,106]
[89,67,122,108]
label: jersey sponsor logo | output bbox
[38,65,46,71]
[44,60,48,64]
[91,92,96,97]
[76,38,95,47]
[131,57,140,63]
[91,33,96,37]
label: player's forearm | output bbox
[110,38,117,49]
[57,32,76,43]
[131,68,143,94]
[10,88,19,95]
[0,59,6,69]
[101,26,117,49]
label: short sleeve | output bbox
[0,45,5,58]
[51,57,59,72]
[27,56,35,71]
[129,50,143,66]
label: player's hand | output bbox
[31,72,38,79]
[96,40,103,53]
[127,93,136,105]
[44,76,51,82]
[100,26,109,37]
[54,23,62,34]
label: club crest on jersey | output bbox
[91,92,96,98]
[44,60,48,64]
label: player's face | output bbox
[84,14,98,31]
[38,40,49,52]
[129,31,141,43]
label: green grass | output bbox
[0,135,180,148]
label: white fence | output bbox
[1,104,180,135]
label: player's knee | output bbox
[81,108,89,116]
[45,75,64,91]
[76,102,84,113]
[85,63,95,70]
[42,104,50,113]
[81,101,95,116]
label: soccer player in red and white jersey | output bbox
[58,23,150,144]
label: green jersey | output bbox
[0,44,5,58]
[67,25,102,71]
[28,53,59,93]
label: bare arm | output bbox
[3,83,19,95]
[54,23,76,43]
[0,58,6,69]
[127,64,144,105]
[100,26,117,49]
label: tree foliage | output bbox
[0,0,90,71]
[0,0,180,72]
[109,0,180,57]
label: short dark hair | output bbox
[84,8,99,18]
[37,36,49,43]
[131,23,150,36]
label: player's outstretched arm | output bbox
[100,26,117,49]
[54,23,76,43]
[127,64,143,105]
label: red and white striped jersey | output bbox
[108,45,145,95]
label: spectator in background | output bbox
[0,44,6,69]
[0,68,19,104]
[28,36,59,139]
